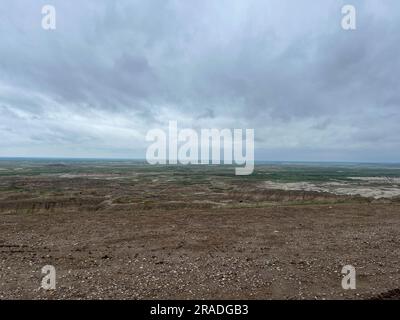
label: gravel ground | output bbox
[1,203,400,299]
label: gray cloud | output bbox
[0,0,399,160]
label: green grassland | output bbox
[0,159,400,183]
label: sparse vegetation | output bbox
[1,159,400,299]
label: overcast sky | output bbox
[0,0,399,161]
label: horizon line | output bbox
[0,156,399,165]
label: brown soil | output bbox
[1,174,400,299]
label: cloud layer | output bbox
[0,0,399,161]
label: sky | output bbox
[0,0,399,162]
